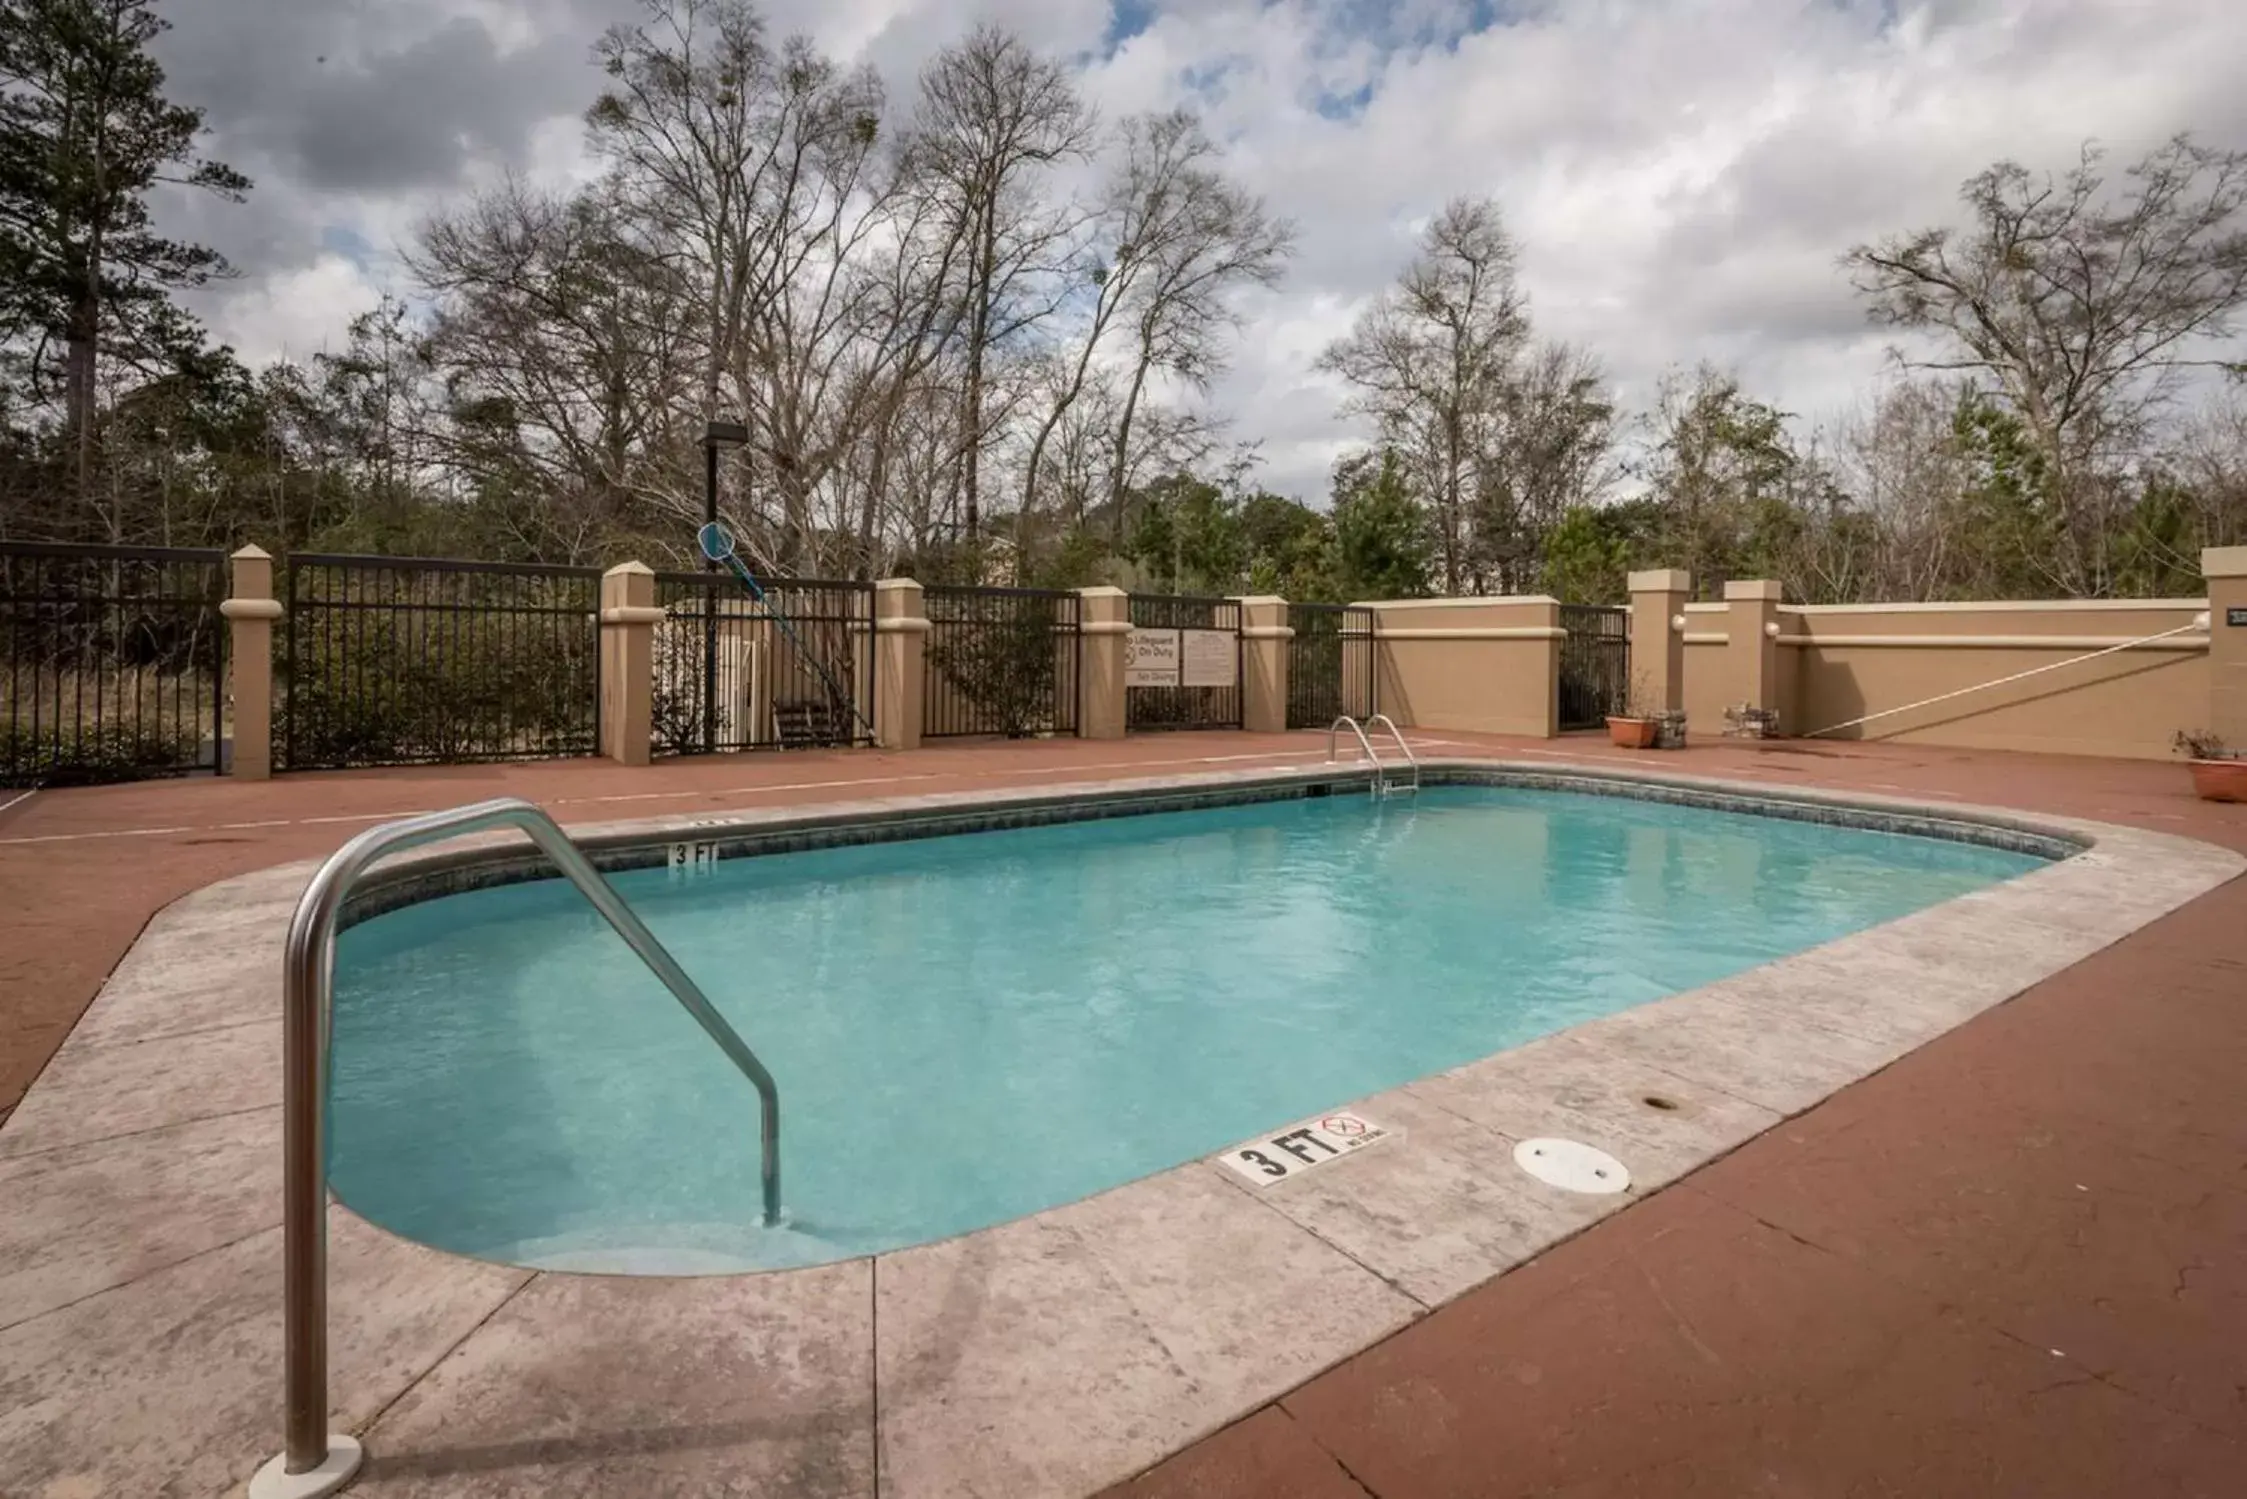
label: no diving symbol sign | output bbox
[1216,1110,1392,1186]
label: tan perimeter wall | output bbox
[1782,599,2209,760]
[1681,604,1730,736]
[1363,596,1562,737]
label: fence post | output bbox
[1628,570,1691,713]
[874,578,927,751]
[218,545,281,780]
[599,562,659,766]
[1722,579,1786,728]
[1077,586,1130,740]
[2204,547,2247,747]
[1237,596,1290,733]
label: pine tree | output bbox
[0,0,250,493]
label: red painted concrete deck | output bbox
[4,732,2244,1495]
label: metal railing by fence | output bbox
[1126,594,1244,731]
[279,555,602,771]
[1286,603,1375,729]
[922,585,1081,739]
[651,571,874,754]
[1558,604,1631,730]
[2,542,227,787]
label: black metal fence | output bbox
[1286,603,1375,729]
[651,570,874,754]
[1,542,227,787]
[279,555,602,770]
[1126,594,1243,731]
[1558,604,1631,730]
[923,585,1081,739]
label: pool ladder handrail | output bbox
[257,796,779,1499]
[1328,714,1419,797]
[1366,713,1421,795]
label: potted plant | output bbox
[1606,674,1662,749]
[2173,729,2247,802]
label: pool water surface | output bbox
[329,785,2043,1272]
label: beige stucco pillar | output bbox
[598,562,660,766]
[1722,579,1786,725]
[2203,547,2247,747]
[873,578,928,751]
[1628,569,1690,714]
[1077,586,1130,740]
[1236,596,1290,733]
[218,544,281,780]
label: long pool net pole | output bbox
[695,522,877,742]
[1801,613,2210,740]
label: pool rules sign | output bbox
[1216,1110,1392,1185]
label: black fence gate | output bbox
[651,571,874,754]
[2,542,227,787]
[1286,603,1375,729]
[922,585,1081,739]
[279,555,602,770]
[1558,604,1631,730]
[1126,594,1243,731]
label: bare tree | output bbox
[1845,134,2247,591]
[411,178,696,553]
[587,0,887,564]
[908,24,1095,545]
[1318,197,1527,592]
[1824,379,1977,600]
[1102,110,1294,534]
[1473,339,1618,590]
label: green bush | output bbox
[277,607,596,767]
[1,718,203,787]
[926,605,1065,738]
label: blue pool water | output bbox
[329,785,2043,1273]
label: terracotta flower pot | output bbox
[1607,716,1658,749]
[2187,758,2247,802]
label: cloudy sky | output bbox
[149,0,2247,503]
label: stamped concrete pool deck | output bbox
[3,734,2245,1498]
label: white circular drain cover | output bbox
[1513,1137,1631,1194]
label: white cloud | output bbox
[161,0,2247,502]
[206,254,385,367]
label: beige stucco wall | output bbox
[1360,596,1562,737]
[1682,603,1730,735]
[1783,599,2210,760]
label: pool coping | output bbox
[2,756,2240,1499]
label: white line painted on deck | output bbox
[0,747,1339,848]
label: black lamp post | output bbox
[701,416,750,752]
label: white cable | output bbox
[1801,614,2210,740]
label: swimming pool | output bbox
[328,780,2046,1274]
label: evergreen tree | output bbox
[1331,447,1433,601]
[0,0,250,492]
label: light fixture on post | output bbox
[700,416,750,754]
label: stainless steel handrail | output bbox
[259,796,779,1497]
[1365,714,1420,794]
[1326,714,1387,795]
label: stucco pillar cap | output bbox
[1627,569,1690,593]
[2201,545,2247,579]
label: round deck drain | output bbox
[1513,1137,1631,1195]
